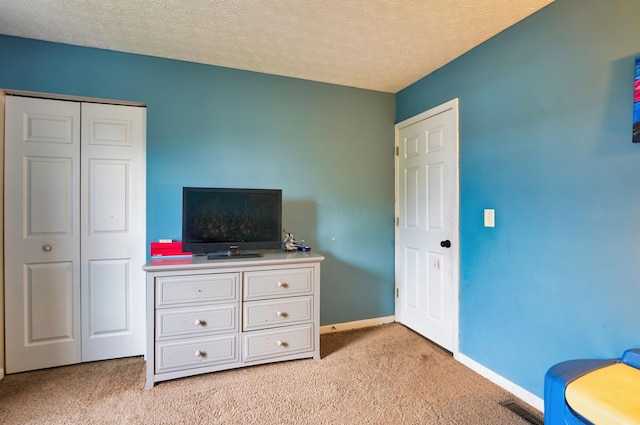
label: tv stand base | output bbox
[207,250,261,260]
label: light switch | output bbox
[484,209,495,227]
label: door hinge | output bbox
[396,217,399,227]
[396,288,399,298]
[396,146,399,156]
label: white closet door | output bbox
[4,97,147,373]
[4,96,82,373]
[80,102,146,362]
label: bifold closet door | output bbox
[4,96,146,373]
[4,96,82,373]
[80,102,146,362]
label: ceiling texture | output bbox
[0,0,553,93]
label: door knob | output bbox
[42,244,53,252]
[440,240,451,248]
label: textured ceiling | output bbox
[0,0,553,93]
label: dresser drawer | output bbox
[243,296,313,331]
[156,334,239,373]
[156,273,239,307]
[243,268,312,300]
[242,323,313,363]
[157,304,238,339]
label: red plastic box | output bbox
[150,242,192,257]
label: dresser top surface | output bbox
[144,250,324,272]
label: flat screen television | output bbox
[182,187,282,258]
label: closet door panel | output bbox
[4,96,81,373]
[90,159,129,234]
[87,259,131,334]
[27,262,75,341]
[27,157,73,235]
[80,102,146,362]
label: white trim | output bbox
[319,316,395,335]
[0,368,4,380]
[395,98,459,129]
[4,89,145,107]
[456,352,544,413]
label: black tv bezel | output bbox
[182,187,283,255]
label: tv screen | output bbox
[182,187,282,256]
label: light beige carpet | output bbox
[0,323,540,424]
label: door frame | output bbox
[0,91,5,379]
[394,98,460,356]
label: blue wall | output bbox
[0,35,396,326]
[398,0,640,397]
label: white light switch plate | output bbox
[484,209,495,227]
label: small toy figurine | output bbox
[283,230,298,251]
[283,229,311,252]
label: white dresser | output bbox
[143,251,323,388]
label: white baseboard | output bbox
[455,352,544,413]
[320,316,395,334]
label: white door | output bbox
[4,96,146,373]
[80,102,146,362]
[4,96,82,373]
[395,99,459,352]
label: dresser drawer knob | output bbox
[276,311,287,318]
[195,350,206,358]
[194,319,206,326]
[276,340,287,347]
[277,281,288,288]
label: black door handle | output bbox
[440,240,451,248]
